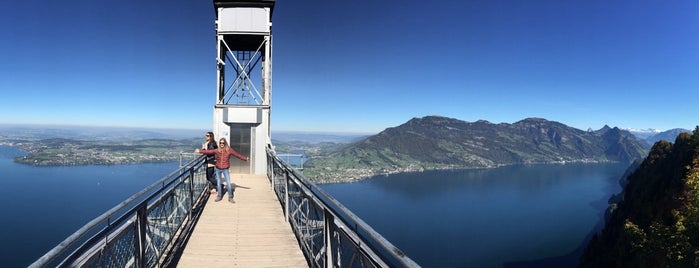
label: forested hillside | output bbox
[580,127,699,267]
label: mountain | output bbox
[646,128,692,145]
[304,116,650,182]
[624,128,661,140]
[580,127,699,267]
[624,128,693,146]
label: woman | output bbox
[196,138,249,203]
[202,132,218,194]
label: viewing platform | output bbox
[30,152,419,267]
[176,174,307,267]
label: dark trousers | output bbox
[206,166,216,189]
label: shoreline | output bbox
[307,159,625,184]
[0,143,195,167]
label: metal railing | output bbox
[31,150,418,267]
[267,149,420,268]
[30,156,209,267]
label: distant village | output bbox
[1,139,195,166]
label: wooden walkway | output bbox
[176,174,308,267]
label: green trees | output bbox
[581,127,699,267]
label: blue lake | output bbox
[318,163,628,267]
[0,145,627,267]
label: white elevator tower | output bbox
[212,0,274,175]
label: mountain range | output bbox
[304,116,650,182]
[644,128,692,145]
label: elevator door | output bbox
[228,124,251,174]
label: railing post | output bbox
[188,167,195,214]
[284,169,290,222]
[324,209,335,268]
[134,204,148,268]
[270,157,276,190]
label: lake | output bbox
[0,145,627,267]
[318,163,628,267]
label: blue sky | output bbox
[1,0,697,134]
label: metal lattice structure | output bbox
[267,149,420,268]
[212,0,274,176]
[29,156,210,268]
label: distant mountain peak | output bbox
[644,128,693,144]
[623,127,661,134]
[517,117,549,123]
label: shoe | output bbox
[214,195,223,202]
[210,189,217,195]
[228,197,235,203]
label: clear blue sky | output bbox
[1,0,697,134]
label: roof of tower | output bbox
[213,0,275,17]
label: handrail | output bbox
[31,150,419,267]
[30,155,210,267]
[266,149,419,267]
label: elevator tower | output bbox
[212,0,274,175]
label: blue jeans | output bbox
[215,168,233,197]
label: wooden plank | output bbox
[176,174,308,267]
